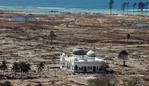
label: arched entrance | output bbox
[74,65,78,72]
[93,66,96,72]
[84,66,87,72]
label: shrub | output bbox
[127,77,144,86]
[0,81,13,86]
[48,31,56,44]
[0,61,8,71]
[12,62,31,73]
[37,62,45,72]
[88,75,117,86]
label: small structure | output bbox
[25,14,37,22]
[123,20,149,28]
[60,48,108,73]
[7,14,36,22]
[7,16,26,22]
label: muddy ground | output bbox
[0,13,149,86]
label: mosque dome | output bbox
[87,50,96,57]
[73,48,87,55]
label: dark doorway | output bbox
[74,65,78,72]
[93,66,96,72]
[84,66,87,72]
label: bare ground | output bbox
[0,13,149,86]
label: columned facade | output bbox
[60,48,107,73]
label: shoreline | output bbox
[0,10,149,18]
[0,6,149,16]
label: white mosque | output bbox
[60,48,108,73]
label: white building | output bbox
[60,48,108,73]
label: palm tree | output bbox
[19,62,31,73]
[118,50,128,66]
[20,62,31,79]
[48,31,56,44]
[12,62,20,78]
[12,62,31,79]
[138,1,146,15]
[126,33,130,42]
[133,3,137,15]
[0,61,8,75]
[126,1,129,15]
[122,2,126,15]
[109,0,114,15]
[12,62,20,72]
[122,0,129,15]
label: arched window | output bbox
[84,66,87,72]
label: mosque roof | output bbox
[87,50,96,57]
[73,48,87,55]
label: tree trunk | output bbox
[3,70,5,79]
[133,8,134,15]
[50,39,53,44]
[126,7,128,15]
[141,9,143,15]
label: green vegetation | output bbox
[122,77,145,86]
[138,2,146,15]
[109,0,149,15]
[37,62,45,72]
[12,62,20,72]
[126,34,130,40]
[127,77,143,86]
[48,31,56,44]
[122,0,129,15]
[11,62,31,79]
[88,76,144,86]
[88,75,117,86]
[0,61,8,72]
[0,81,13,86]
[132,3,137,14]
[132,1,148,15]
[12,62,31,73]
[19,62,31,73]
[109,0,114,15]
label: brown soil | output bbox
[0,12,149,86]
